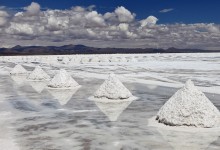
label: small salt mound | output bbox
[62,57,70,64]
[10,64,27,75]
[110,57,119,62]
[100,57,109,63]
[128,57,138,62]
[120,57,127,62]
[90,57,100,63]
[94,73,133,100]
[48,69,80,89]
[156,80,220,128]
[81,57,90,64]
[27,66,50,81]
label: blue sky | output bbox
[1,0,220,24]
[0,0,220,49]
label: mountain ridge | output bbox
[0,45,219,56]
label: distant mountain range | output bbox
[0,45,219,56]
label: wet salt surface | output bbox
[1,75,220,150]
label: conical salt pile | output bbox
[47,69,80,89]
[94,73,133,100]
[10,64,27,75]
[27,66,50,81]
[156,80,220,128]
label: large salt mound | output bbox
[156,80,220,128]
[47,69,80,89]
[10,64,27,75]
[27,66,50,81]
[93,73,133,100]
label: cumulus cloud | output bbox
[159,8,174,13]
[114,6,135,23]
[0,2,220,50]
[140,16,158,27]
[25,2,41,15]
[0,10,9,26]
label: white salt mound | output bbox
[48,69,80,89]
[10,64,27,75]
[27,66,50,81]
[62,57,70,64]
[156,80,220,128]
[94,73,133,100]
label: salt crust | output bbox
[93,73,134,100]
[10,64,27,75]
[27,66,50,81]
[155,80,220,128]
[47,69,80,89]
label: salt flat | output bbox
[0,53,220,150]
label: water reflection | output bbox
[10,75,27,87]
[28,81,47,93]
[94,99,134,121]
[157,128,220,150]
[47,88,80,105]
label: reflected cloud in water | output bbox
[157,128,220,150]
[10,75,27,87]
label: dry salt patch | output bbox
[10,64,27,75]
[149,80,220,131]
[47,69,81,89]
[89,73,138,101]
[27,66,50,81]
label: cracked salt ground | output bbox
[1,75,220,150]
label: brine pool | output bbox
[1,74,220,150]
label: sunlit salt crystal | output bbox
[27,66,50,81]
[10,64,27,75]
[94,73,133,100]
[48,69,80,89]
[156,80,220,128]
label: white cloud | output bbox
[159,8,174,13]
[25,2,41,15]
[0,3,220,50]
[114,6,135,23]
[140,16,158,27]
[0,10,9,26]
